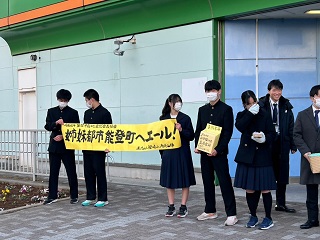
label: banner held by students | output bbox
[61,119,181,151]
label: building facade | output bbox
[0,0,319,178]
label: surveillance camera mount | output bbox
[113,35,136,56]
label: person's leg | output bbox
[213,156,237,216]
[181,188,189,205]
[92,153,108,201]
[177,188,189,218]
[246,190,260,217]
[306,184,319,221]
[83,153,96,200]
[262,190,272,220]
[259,190,274,229]
[165,188,176,216]
[276,182,286,206]
[200,155,216,213]
[246,190,260,227]
[167,188,175,205]
[48,153,62,199]
[61,151,78,199]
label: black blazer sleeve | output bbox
[194,108,202,147]
[44,109,59,132]
[215,105,234,154]
[288,109,297,151]
[235,110,255,133]
[180,115,195,141]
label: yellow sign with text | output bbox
[61,119,181,151]
[196,124,222,154]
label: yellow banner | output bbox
[61,119,181,151]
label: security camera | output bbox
[114,39,123,45]
[30,54,37,61]
[114,49,125,56]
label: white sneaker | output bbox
[197,212,218,221]
[224,216,238,226]
[94,201,109,207]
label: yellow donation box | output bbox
[196,124,222,154]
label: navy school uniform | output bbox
[83,104,112,201]
[233,108,277,191]
[194,100,236,216]
[159,112,196,189]
[44,105,80,199]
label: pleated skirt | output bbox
[160,147,196,189]
[234,163,277,191]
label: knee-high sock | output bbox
[262,192,272,220]
[246,191,260,217]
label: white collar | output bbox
[270,99,278,105]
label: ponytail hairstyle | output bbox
[160,94,182,120]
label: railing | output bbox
[0,130,114,181]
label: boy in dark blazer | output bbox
[44,89,80,205]
[259,79,297,213]
[294,85,320,229]
[194,80,237,226]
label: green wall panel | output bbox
[9,0,64,15]
[0,0,8,18]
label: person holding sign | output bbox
[293,85,320,229]
[194,80,237,226]
[81,89,112,208]
[233,90,276,230]
[44,89,80,205]
[159,94,196,218]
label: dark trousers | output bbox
[83,152,108,201]
[272,137,287,205]
[200,154,237,216]
[306,184,319,221]
[48,151,78,199]
[276,183,286,206]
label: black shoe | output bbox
[43,198,57,205]
[275,205,296,213]
[70,198,78,204]
[165,205,176,217]
[177,206,188,218]
[300,220,319,229]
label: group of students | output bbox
[160,79,320,230]
[44,89,111,208]
[43,80,320,231]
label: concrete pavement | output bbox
[0,174,319,239]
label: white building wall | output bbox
[0,38,15,128]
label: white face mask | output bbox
[206,92,218,102]
[249,103,260,114]
[58,101,68,109]
[174,102,182,111]
[315,98,320,108]
[86,100,92,109]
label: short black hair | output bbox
[310,85,320,97]
[56,89,72,101]
[83,89,99,102]
[268,79,283,91]
[205,80,221,91]
[241,90,257,107]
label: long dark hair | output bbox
[160,94,182,120]
[241,90,257,108]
